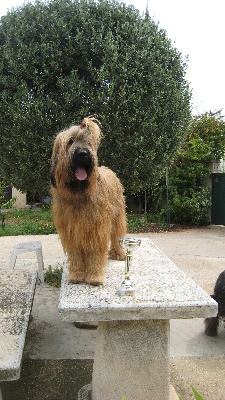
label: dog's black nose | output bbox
[77,149,89,159]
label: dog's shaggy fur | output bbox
[204,270,225,336]
[50,117,127,286]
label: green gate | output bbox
[211,173,225,225]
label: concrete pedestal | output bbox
[59,238,217,400]
[92,319,170,399]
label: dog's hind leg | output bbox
[109,240,126,261]
[109,214,127,261]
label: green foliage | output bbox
[191,385,205,400]
[0,208,56,236]
[190,111,225,161]
[127,213,151,231]
[0,182,17,212]
[1,197,17,209]
[153,111,225,225]
[179,385,205,400]
[0,0,191,196]
[127,213,166,231]
[44,265,63,287]
[169,187,211,225]
[0,183,5,207]
[0,183,15,208]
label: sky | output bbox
[0,0,225,116]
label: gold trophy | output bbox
[118,238,141,296]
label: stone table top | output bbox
[59,238,217,322]
[0,271,37,381]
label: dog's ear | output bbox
[50,136,61,188]
[81,117,103,146]
[50,165,57,188]
[50,153,57,188]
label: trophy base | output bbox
[118,284,135,296]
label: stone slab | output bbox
[0,271,37,381]
[59,238,217,322]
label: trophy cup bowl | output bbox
[118,238,141,296]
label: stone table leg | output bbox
[91,319,170,400]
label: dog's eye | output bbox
[68,138,74,146]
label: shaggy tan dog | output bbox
[50,117,127,285]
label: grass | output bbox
[0,207,166,237]
[0,207,56,236]
[127,212,168,232]
[127,213,150,232]
[44,265,63,288]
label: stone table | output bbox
[59,238,217,400]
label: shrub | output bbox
[169,187,211,225]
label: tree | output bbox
[0,0,191,196]
[154,111,225,225]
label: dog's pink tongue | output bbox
[75,167,87,181]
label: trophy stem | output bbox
[118,238,141,296]
[125,251,132,278]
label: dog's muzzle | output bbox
[71,148,94,181]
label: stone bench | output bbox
[0,271,37,399]
[59,238,217,400]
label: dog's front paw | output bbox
[85,273,104,286]
[109,247,126,261]
[68,271,86,284]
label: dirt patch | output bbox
[130,222,199,234]
[171,356,225,400]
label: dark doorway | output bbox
[211,173,225,225]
